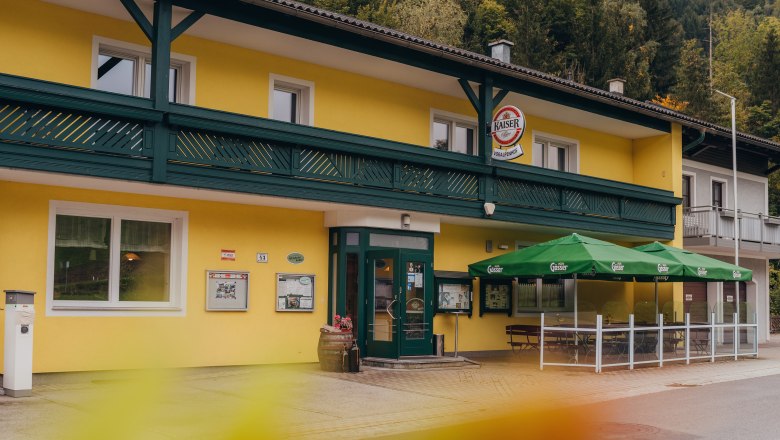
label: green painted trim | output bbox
[164,165,674,239]
[478,77,493,164]
[168,105,492,174]
[120,0,153,41]
[493,89,510,110]
[151,0,172,112]
[493,163,680,205]
[171,11,205,40]
[0,74,161,122]
[0,138,674,239]
[458,79,480,111]
[0,141,152,180]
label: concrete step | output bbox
[362,356,480,370]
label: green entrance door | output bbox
[399,252,433,356]
[366,250,432,358]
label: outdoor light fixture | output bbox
[483,202,496,217]
[401,213,411,229]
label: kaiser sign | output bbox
[491,105,525,160]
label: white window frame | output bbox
[531,131,580,173]
[710,177,728,209]
[682,171,696,209]
[91,36,196,105]
[46,201,188,316]
[512,240,573,315]
[269,74,314,126]
[429,109,478,155]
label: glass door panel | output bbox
[366,250,400,358]
[400,252,433,356]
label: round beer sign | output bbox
[491,105,526,160]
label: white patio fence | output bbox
[539,312,758,373]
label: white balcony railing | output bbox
[683,206,780,246]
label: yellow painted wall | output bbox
[632,123,685,311]
[0,181,328,372]
[3,0,649,185]
[0,1,687,365]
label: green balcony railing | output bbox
[0,73,679,239]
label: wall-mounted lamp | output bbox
[483,202,496,217]
[401,213,411,230]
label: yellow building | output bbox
[0,0,777,373]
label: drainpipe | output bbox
[682,130,706,154]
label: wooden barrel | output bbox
[317,329,353,372]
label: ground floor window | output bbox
[514,278,572,314]
[48,201,187,312]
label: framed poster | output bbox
[480,279,512,317]
[206,270,249,311]
[276,273,315,312]
[434,278,473,316]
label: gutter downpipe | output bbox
[682,129,707,154]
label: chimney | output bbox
[607,78,626,95]
[488,40,514,63]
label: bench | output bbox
[506,325,541,352]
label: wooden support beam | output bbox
[458,78,480,112]
[171,10,205,40]
[493,89,509,110]
[120,0,153,41]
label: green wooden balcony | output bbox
[0,73,678,239]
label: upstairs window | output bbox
[269,74,314,125]
[93,38,193,104]
[712,180,724,208]
[682,175,692,208]
[431,112,477,155]
[532,134,579,173]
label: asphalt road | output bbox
[584,373,780,440]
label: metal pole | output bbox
[454,312,459,358]
[540,312,545,371]
[715,90,740,322]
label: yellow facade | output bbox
[0,0,687,372]
[0,181,328,372]
[3,0,655,185]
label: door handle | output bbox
[386,299,398,320]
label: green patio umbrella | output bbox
[468,233,683,280]
[468,233,684,327]
[633,242,752,282]
[633,241,753,321]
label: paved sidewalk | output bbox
[3,342,780,439]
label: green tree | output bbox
[751,27,780,112]
[640,0,684,94]
[313,0,352,14]
[394,0,467,46]
[463,0,516,54]
[356,0,400,28]
[672,40,715,120]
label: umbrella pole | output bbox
[654,279,659,324]
[574,273,578,363]
[574,273,578,329]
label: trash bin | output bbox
[433,334,444,357]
